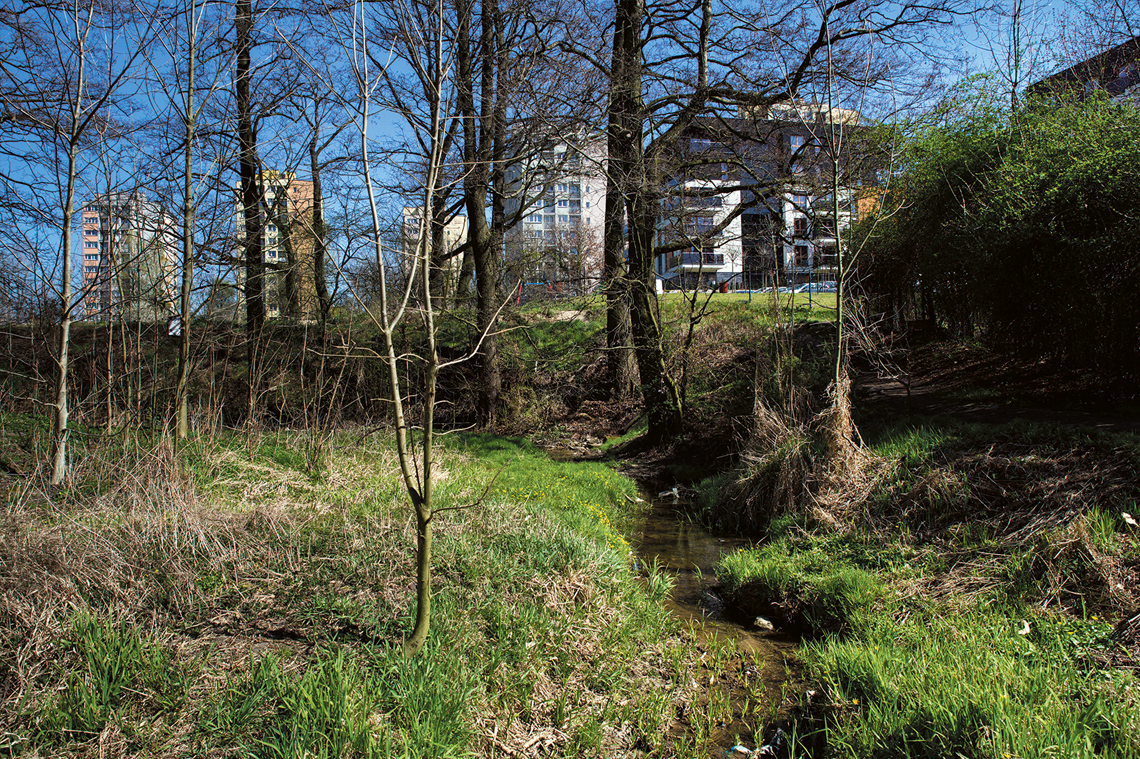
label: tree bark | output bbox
[606,0,681,441]
[458,0,502,428]
[175,0,196,440]
[235,0,264,424]
[603,16,637,400]
[309,129,332,332]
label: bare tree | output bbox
[330,0,465,656]
[595,0,966,444]
[1,0,159,482]
[141,0,235,439]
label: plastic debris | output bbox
[727,745,752,755]
[758,728,789,758]
[754,616,774,631]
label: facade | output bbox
[234,170,317,319]
[401,206,468,291]
[504,140,607,295]
[656,104,875,290]
[1028,36,1140,102]
[79,192,177,321]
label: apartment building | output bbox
[657,103,876,291]
[401,206,468,296]
[234,170,317,320]
[1028,36,1140,102]
[504,140,607,295]
[79,191,177,321]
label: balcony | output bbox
[666,250,725,271]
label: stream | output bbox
[635,494,799,753]
[542,445,800,751]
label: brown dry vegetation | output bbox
[0,427,755,757]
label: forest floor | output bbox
[856,339,1140,433]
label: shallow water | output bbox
[635,496,799,753]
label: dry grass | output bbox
[714,359,887,534]
[809,372,890,527]
[0,432,411,750]
[876,440,1140,618]
[0,439,267,732]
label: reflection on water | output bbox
[636,495,800,751]
[636,499,751,620]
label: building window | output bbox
[790,135,805,151]
[685,215,716,235]
[569,184,581,198]
[558,214,569,223]
[793,217,809,237]
[690,138,712,152]
[85,241,98,248]
[794,245,810,266]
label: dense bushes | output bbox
[854,87,1140,375]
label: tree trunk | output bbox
[175,10,195,440]
[235,0,264,425]
[310,132,332,333]
[628,193,682,441]
[459,0,501,428]
[607,0,680,441]
[50,187,74,484]
[280,196,301,319]
[603,140,636,400]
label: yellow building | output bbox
[235,171,319,320]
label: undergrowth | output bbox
[0,422,710,757]
[711,410,1140,757]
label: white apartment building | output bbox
[657,104,871,291]
[657,177,745,291]
[80,192,177,321]
[504,141,607,295]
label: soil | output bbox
[547,339,1140,492]
[855,340,1140,434]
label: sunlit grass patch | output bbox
[4,426,717,757]
[798,611,1139,758]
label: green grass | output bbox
[717,537,886,637]
[656,292,839,326]
[718,525,1140,758]
[795,611,1137,758]
[194,645,469,758]
[712,406,1140,758]
[6,423,727,757]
